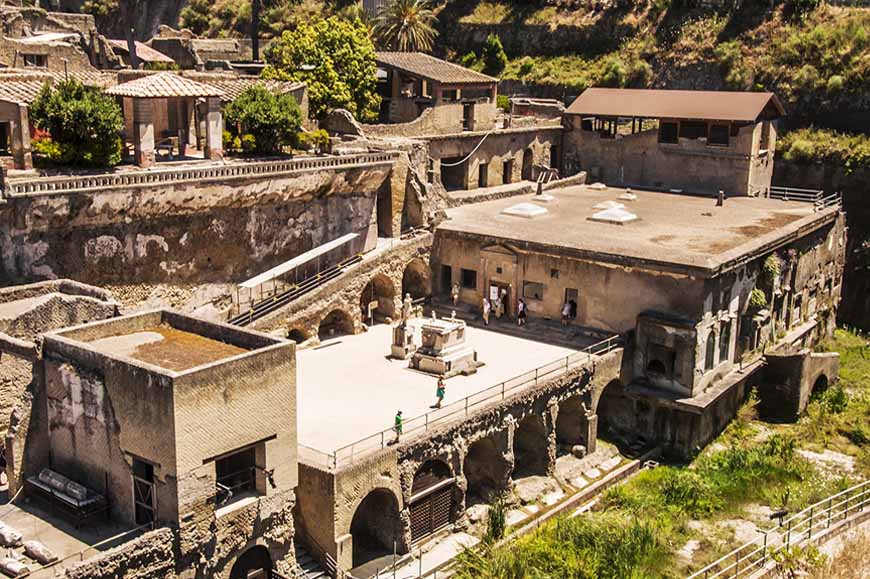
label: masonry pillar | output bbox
[204,96,223,161]
[132,98,155,168]
[10,104,32,171]
[175,97,191,157]
[584,413,598,455]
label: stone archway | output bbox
[521,148,534,181]
[463,434,511,504]
[812,373,829,397]
[556,394,590,456]
[513,414,549,477]
[349,488,404,570]
[360,273,397,325]
[596,379,633,443]
[319,309,354,341]
[229,545,272,579]
[287,328,307,344]
[402,258,431,301]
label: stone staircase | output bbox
[294,542,328,579]
[426,298,611,351]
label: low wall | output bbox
[0,155,396,285]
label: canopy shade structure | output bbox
[565,88,785,122]
[239,233,360,289]
[105,72,225,99]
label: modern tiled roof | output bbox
[108,39,175,64]
[105,72,226,98]
[0,69,118,104]
[375,52,497,85]
[565,88,785,122]
[197,77,305,103]
[0,81,45,104]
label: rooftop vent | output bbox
[588,207,639,225]
[592,200,625,210]
[501,203,548,219]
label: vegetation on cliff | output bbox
[779,128,870,172]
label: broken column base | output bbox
[410,346,480,377]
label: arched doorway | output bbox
[402,259,431,301]
[409,460,455,543]
[350,488,404,569]
[521,148,533,181]
[360,273,396,325]
[463,435,510,504]
[287,328,307,344]
[556,395,589,455]
[597,380,632,443]
[230,545,272,579]
[318,309,354,341]
[811,373,829,397]
[513,414,549,477]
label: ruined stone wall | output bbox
[0,36,94,71]
[253,233,432,339]
[65,527,178,579]
[760,350,840,422]
[365,102,498,138]
[0,163,393,286]
[429,127,562,191]
[562,119,774,196]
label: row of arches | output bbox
[285,258,433,344]
[347,381,622,570]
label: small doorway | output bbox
[132,458,156,525]
[0,122,10,155]
[489,282,510,317]
[521,148,533,181]
[478,162,488,188]
[502,158,513,184]
[564,288,578,321]
[409,460,455,543]
[440,265,452,293]
[550,144,560,172]
[462,102,474,131]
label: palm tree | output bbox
[372,0,438,53]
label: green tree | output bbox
[263,16,380,121]
[224,85,303,155]
[30,80,123,168]
[179,0,211,35]
[481,34,507,76]
[372,0,438,53]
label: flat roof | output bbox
[298,320,594,453]
[438,185,838,275]
[565,88,785,122]
[46,309,283,375]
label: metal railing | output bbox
[767,186,842,211]
[300,334,622,471]
[4,152,397,197]
[687,479,870,579]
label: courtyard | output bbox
[297,318,599,457]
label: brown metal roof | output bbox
[375,52,497,85]
[105,72,225,99]
[565,88,785,122]
[108,39,175,64]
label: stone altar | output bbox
[391,322,417,359]
[410,314,480,376]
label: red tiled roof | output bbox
[105,72,225,98]
[375,52,497,85]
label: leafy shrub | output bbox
[459,51,478,69]
[298,129,331,153]
[484,494,506,543]
[517,57,534,78]
[224,85,303,156]
[779,128,870,173]
[749,288,768,312]
[481,34,507,76]
[820,384,849,414]
[496,94,510,111]
[30,80,123,168]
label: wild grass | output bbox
[779,128,870,172]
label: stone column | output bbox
[584,413,598,455]
[175,98,190,157]
[204,96,223,161]
[132,97,155,168]
[11,104,32,171]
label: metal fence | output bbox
[4,152,397,197]
[687,479,870,579]
[767,186,842,211]
[300,334,622,471]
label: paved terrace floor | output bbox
[297,320,597,454]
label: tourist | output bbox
[451,283,460,306]
[562,301,571,325]
[433,378,446,409]
[494,296,503,319]
[482,297,491,325]
[393,410,403,444]
[517,298,527,325]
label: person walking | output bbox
[561,301,571,325]
[517,298,527,326]
[482,297,491,325]
[393,410,403,444]
[451,283,460,306]
[495,296,504,319]
[432,378,446,409]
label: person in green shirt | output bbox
[393,410,403,444]
[433,378,446,409]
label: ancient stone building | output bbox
[563,88,784,196]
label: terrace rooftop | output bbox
[438,184,839,274]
